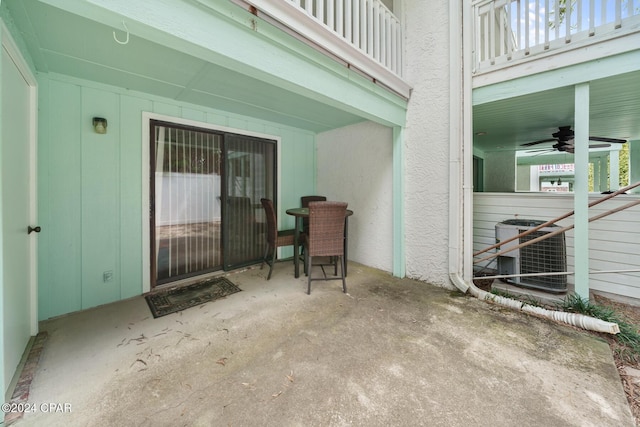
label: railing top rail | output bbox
[241,0,411,98]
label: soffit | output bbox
[473,69,640,154]
[6,0,366,133]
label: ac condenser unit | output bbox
[495,219,567,293]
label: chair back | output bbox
[260,198,277,247]
[301,196,326,234]
[307,201,347,257]
[301,195,327,207]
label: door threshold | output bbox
[152,265,261,293]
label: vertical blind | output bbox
[223,134,276,269]
[153,123,223,285]
[151,121,276,286]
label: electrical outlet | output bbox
[103,270,113,283]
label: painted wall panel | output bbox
[287,130,316,220]
[37,75,316,319]
[36,77,51,320]
[120,96,151,299]
[207,112,229,128]
[41,80,83,318]
[182,108,207,124]
[81,88,120,308]
[317,121,394,272]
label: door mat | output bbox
[145,277,241,318]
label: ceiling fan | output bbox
[521,126,627,154]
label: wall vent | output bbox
[495,219,567,293]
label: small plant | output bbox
[558,293,640,363]
[490,288,518,299]
[558,293,617,319]
[521,295,545,308]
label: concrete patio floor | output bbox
[9,262,635,426]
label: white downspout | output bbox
[449,274,620,334]
[449,1,619,335]
[449,0,463,287]
[448,0,470,293]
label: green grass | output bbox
[489,288,545,308]
[558,293,640,363]
[487,290,640,362]
[475,288,640,362]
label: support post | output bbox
[392,125,405,277]
[631,140,640,194]
[574,83,590,299]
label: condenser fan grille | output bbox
[519,230,567,290]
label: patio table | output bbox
[286,207,353,278]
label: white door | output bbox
[1,36,37,396]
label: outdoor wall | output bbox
[516,164,532,191]
[317,121,394,273]
[474,192,640,300]
[484,151,516,192]
[37,74,316,320]
[401,0,452,286]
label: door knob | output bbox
[28,226,41,234]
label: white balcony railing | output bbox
[241,0,409,97]
[473,0,640,73]
[288,0,403,77]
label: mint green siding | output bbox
[37,75,316,320]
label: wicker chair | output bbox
[260,198,296,280]
[303,201,347,294]
[301,195,327,235]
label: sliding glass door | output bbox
[150,121,276,287]
[223,134,276,269]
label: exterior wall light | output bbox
[93,117,108,134]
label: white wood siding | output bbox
[474,192,640,299]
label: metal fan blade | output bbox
[532,149,555,157]
[521,138,557,147]
[559,143,610,154]
[524,148,554,153]
[589,136,627,143]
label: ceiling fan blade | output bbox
[589,136,627,143]
[532,149,556,157]
[521,138,557,147]
[556,143,611,153]
[524,148,554,153]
